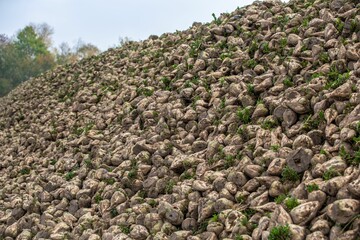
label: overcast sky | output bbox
[0,0,257,51]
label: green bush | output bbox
[165,180,175,194]
[20,168,30,175]
[110,208,118,218]
[237,107,251,124]
[306,183,319,193]
[323,167,340,180]
[281,166,300,182]
[94,194,102,204]
[261,119,278,130]
[275,194,287,204]
[270,145,280,152]
[284,197,300,210]
[65,171,76,181]
[212,13,222,26]
[103,177,116,185]
[119,225,130,234]
[325,66,350,90]
[269,225,292,240]
[283,77,293,87]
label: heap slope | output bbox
[0,0,360,239]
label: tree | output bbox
[55,39,100,65]
[119,36,131,47]
[0,34,9,45]
[14,25,55,80]
[14,25,49,58]
[74,39,100,60]
[55,42,75,65]
[0,78,12,96]
[0,23,101,97]
[0,24,55,97]
[30,23,54,48]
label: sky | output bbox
[0,0,256,51]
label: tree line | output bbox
[0,23,101,97]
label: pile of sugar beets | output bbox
[0,0,359,239]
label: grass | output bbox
[261,119,278,130]
[148,199,158,208]
[302,17,310,28]
[284,197,300,210]
[180,171,194,180]
[339,146,351,161]
[240,209,257,231]
[220,98,226,109]
[310,72,324,80]
[306,183,319,193]
[136,87,153,97]
[261,42,270,54]
[220,52,233,60]
[138,190,146,199]
[234,235,244,240]
[270,145,280,152]
[237,126,245,136]
[94,194,102,204]
[219,77,226,86]
[194,220,208,234]
[303,111,325,131]
[249,40,258,57]
[165,180,175,194]
[319,52,330,63]
[323,167,340,180]
[103,178,116,185]
[110,208,119,218]
[275,194,287,204]
[127,168,138,179]
[281,166,300,182]
[350,19,359,33]
[209,213,219,223]
[291,27,299,34]
[247,83,255,95]
[192,95,201,109]
[274,195,299,212]
[243,208,256,220]
[324,66,350,90]
[217,40,228,50]
[161,77,172,91]
[277,15,290,29]
[279,38,288,49]
[245,59,257,69]
[340,144,360,166]
[335,18,344,33]
[119,225,130,234]
[269,225,292,240]
[283,77,293,87]
[237,107,251,124]
[304,0,315,8]
[212,13,222,26]
[20,168,30,175]
[319,149,328,155]
[224,155,236,168]
[240,215,249,226]
[352,151,360,166]
[84,159,92,168]
[236,195,245,204]
[65,171,76,181]
[218,146,225,159]
[50,159,57,165]
[72,122,94,136]
[189,39,202,58]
